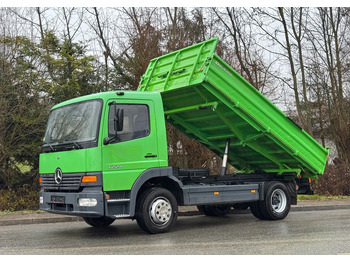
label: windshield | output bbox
[43,100,102,147]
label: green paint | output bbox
[138,37,329,178]
[40,91,168,191]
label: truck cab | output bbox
[39,91,170,222]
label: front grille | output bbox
[41,173,83,191]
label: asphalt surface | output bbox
[1,198,350,226]
[1,208,350,254]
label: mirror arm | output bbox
[103,137,111,145]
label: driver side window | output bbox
[108,104,150,143]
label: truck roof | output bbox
[51,91,161,110]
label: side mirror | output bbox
[104,102,124,145]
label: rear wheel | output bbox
[260,182,291,220]
[233,203,250,210]
[197,205,207,214]
[83,216,115,227]
[136,187,178,234]
[250,202,266,219]
[197,204,231,216]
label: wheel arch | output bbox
[259,180,296,205]
[129,167,183,217]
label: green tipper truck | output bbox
[39,38,329,234]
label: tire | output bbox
[136,187,178,234]
[83,216,115,227]
[233,203,250,210]
[250,202,266,219]
[197,205,207,214]
[259,182,291,220]
[197,204,231,216]
[197,205,216,216]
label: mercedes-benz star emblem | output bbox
[54,168,63,184]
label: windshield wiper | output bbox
[71,141,83,149]
[43,143,56,152]
[62,140,83,150]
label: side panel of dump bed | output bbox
[138,38,329,178]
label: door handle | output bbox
[145,154,157,158]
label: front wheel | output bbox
[136,188,178,234]
[83,216,115,227]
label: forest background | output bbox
[0,7,349,210]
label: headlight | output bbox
[78,198,97,207]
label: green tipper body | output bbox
[138,37,329,178]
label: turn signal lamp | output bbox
[81,176,98,183]
[39,177,42,183]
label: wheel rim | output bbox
[271,189,287,213]
[149,197,172,225]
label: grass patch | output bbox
[298,194,350,200]
[0,210,44,215]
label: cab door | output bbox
[102,99,159,191]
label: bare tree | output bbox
[289,7,313,135]
[317,8,350,163]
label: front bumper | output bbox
[39,187,105,217]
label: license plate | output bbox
[51,196,65,204]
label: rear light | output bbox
[81,176,98,183]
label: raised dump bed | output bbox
[138,38,329,178]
